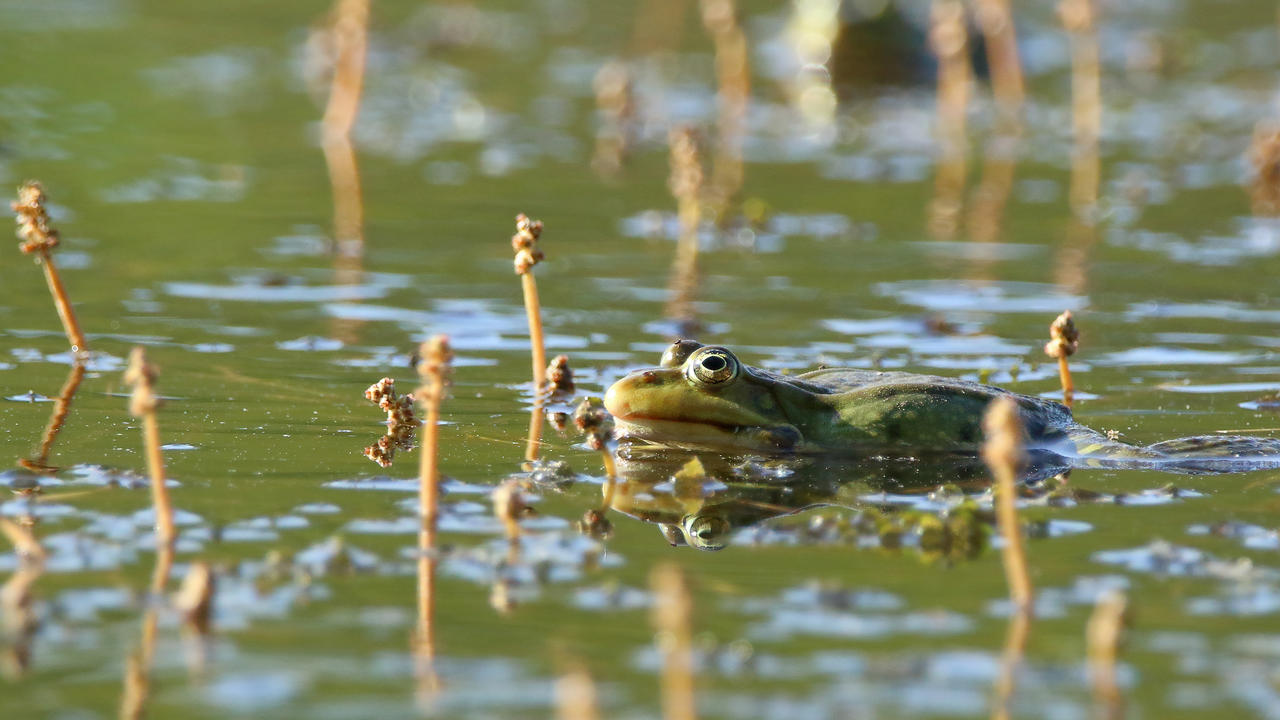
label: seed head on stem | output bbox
[1044,310,1080,406]
[512,214,548,392]
[12,182,88,355]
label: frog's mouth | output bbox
[612,415,802,453]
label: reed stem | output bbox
[12,182,88,356]
[982,397,1033,611]
[512,215,547,392]
[651,563,697,720]
[1087,590,1127,720]
[125,348,175,548]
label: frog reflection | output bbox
[608,446,1065,551]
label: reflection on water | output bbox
[4,0,1280,717]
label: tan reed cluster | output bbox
[981,396,1033,611]
[650,563,698,720]
[591,61,636,177]
[124,347,176,547]
[362,377,419,467]
[12,182,88,356]
[1044,311,1080,407]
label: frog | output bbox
[603,340,1280,469]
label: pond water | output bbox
[3,0,1280,717]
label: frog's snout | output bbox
[603,370,660,419]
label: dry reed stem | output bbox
[321,0,368,256]
[927,0,973,240]
[124,348,175,548]
[974,0,1025,120]
[1059,0,1101,215]
[651,563,697,720]
[512,214,548,393]
[174,561,214,677]
[555,664,601,720]
[0,517,44,561]
[12,182,89,356]
[120,543,173,720]
[1087,590,1128,720]
[982,397,1033,611]
[415,336,452,535]
[592,61,636,176]
[667,128,705,335]
[413,335,450,705]
[526,405,547,464]
[0,558,42,679]
[22,360,86,472]
[699,0,749,220]
[1044,311,1080,407]
[990,604,1031,720]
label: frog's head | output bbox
[657,512,733,551]
[604,341,803,452]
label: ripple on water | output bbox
[875,280,1089,314]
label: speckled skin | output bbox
[604,342,1280,467]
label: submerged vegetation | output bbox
[3,0,1280,718]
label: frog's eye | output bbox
[686,347,739,385]
[681,514,730,551]
[661,339,704,368]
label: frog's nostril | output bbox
[641,371,657,382]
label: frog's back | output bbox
[791,367,1075,450]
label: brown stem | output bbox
[1057,356,1075,407]
[38,250,88,355]
[143,413,175,547]
[521,273,547,392]
[27,361,86,470]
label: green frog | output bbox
[604,340,1280,468]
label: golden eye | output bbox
[686,347,739,385]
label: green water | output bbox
[3,0,1280,717]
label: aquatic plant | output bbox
[415,335,452,535]
[1059,0,1101,215]
[362,377,418,467]
[545,354,575,400]
[320,0,369,256]
[1045,310,1080,407]
[926,0,972,241]
[11,182,88,356]
[650,563,697,720]
[982,396,1033,611]
[124,347,175,547]
[1086,590,1128,720]
[512,214,548,391]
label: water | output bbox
[2,0,1280,717]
